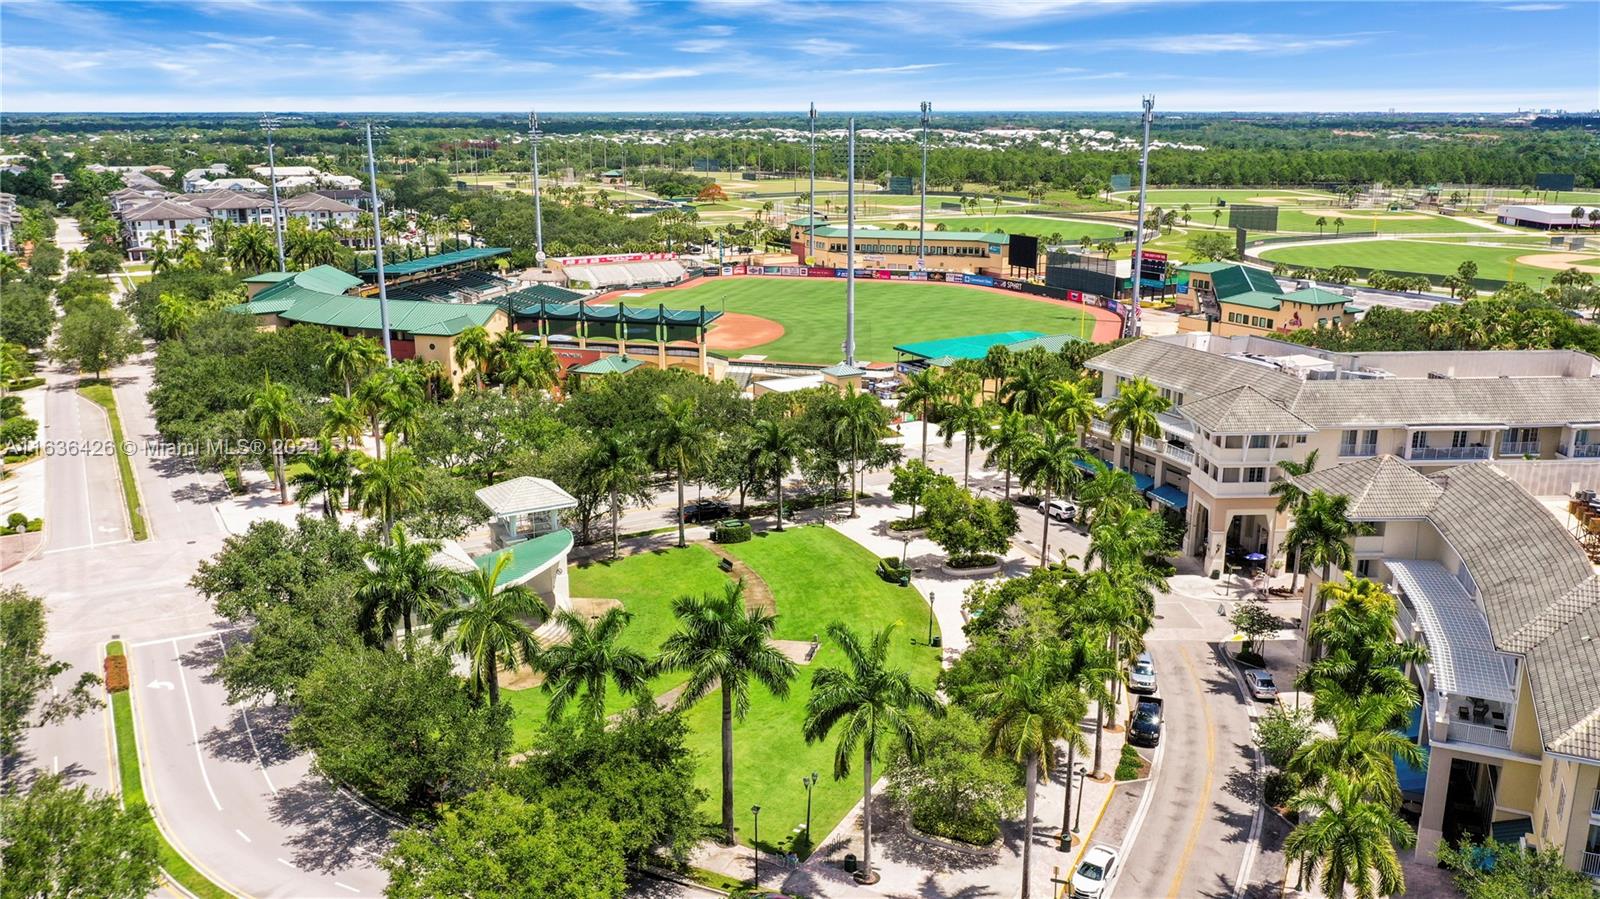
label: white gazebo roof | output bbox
[1388,559,1517,703]
[474,476,578,517]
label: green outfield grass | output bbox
[645,276,1098,363]
[923,215,1126,241]
[1264,208,1498,235]
[1111,188,1338,206]
[1259,238,1599,286]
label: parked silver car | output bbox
[1243,668,1279,701]
[1128,652,1157,694]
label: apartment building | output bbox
[280,192,359,229]
[0,193,20,255]
[185,189,275,226]
[1083,333,1600,575]
[1292,457,1600,876]
[118,198,213,261]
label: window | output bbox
[1245,466,1267,483]
[1411,431,1428,449]
[1248,435,1269,449]
[1588,823,1600,855]
[1355,559,1373,578]
[1295,435,1308,443]
[1224,435,1243,449]
[1450,430,1469,449]
[1221,468,1241,483]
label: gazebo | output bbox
[471,476,580,617]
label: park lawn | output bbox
[1259,238,1599,286]
[924,215,1126,241]
[680,525,942,853]
[502,544,732,747]
[653,277,1097,364]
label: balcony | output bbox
[1447,719,1511,749]
[1560,444,1600,459]
[1166,445,1195,466]
[1591,787,1600,817]
[1583,852,1600,879]
[1407,445,1491,462]
[1499,440,1540,457]
[1339,442,1379,458]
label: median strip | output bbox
[106,640,235,899]
[77,382,148,541]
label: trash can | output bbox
[930,635,942,648]
[843,854,857,873]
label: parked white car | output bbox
[1039,499,1077,522]
[1071,845,1119,899]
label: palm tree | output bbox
[354,436,423,537]
[1270,449,1319,594]
[321,394,365,449]
[1315,215,1328,235]
[833,387,887,517]
[1283,491,1366,605]
[246,375,300,505]
[1106,376,1171,477]
[752,418,801,530]
[1075,459,1142,534]
[896,367,943,463]
[1000,355,1053,416]
[978,409,1031,499]
[1075,568,1148,777]
[354,372,394,459]
[974,648,1082,899]
[499,344,559,394]
[289,438,354,518]
[980,344,1013,403]
[1289,690,1425,807]
[153,292,196,341]
[454,325,492,389]
[209,217,235,259]
[148,232,172,274]
[1284,772,1415,899]
[937,389,987,487]
[537,607,651,725]
[325,335,383,398]
[1016,422,1084,563]
[647,395,709,548]
[1047,376,1100,445]
[1054,633,1113,837]
[802,623,939,885]
[658,581,797,845]
[587,432,647,560]
[433,555,545,713]
[356,524,451,651]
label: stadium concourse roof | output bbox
[512,299,723,326]
[243,264,363,294]
[571,354,645,375]
[894,330,1045,361]
[810,225,1008,244]
[361,247,510,276]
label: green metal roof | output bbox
[243,265,362,294]
[242,271,295,284]
[1209,264,1281,300]
[474,528,573,586]
[502,283,586,312]
[1003,333,1086,353]
[820,363,864,377]
[894,330,1045,361]
[1219,290,1284,311]
[811,225,1008,245]
[277,293,501,336]
[1178,261,1235,274]
[1278,287,1351,307]
[571,354,645,375]
[362,247,510,276]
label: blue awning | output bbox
[1073,458,1099,475]
[1128,470,1155,492]
[1147,483,1188,511]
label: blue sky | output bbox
[2,1,1595,113]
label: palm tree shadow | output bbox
[268,778,394,874]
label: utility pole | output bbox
[919,100,930,269]
[364,123,393,363]
[529,110,546,266]
[807,102,816,265]
[845,117,857,367]
[1128,96,1155,338]
[260,114,286,271]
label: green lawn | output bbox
[1267,208,1498,235]
[501,544,731,746]
[1110,188,1337,206]
[923,215,1126,241]
[651,277,1097,363]
[78,383,147,541]
[1259,238,1599,286]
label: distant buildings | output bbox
[0,193,20,255]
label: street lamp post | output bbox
[1072,765,1088,832]
[1127,96,1155,339]
[918,100,930,269]
[751,805,762,884]
[528,110,545,266]
[364,122,393,363]
[927,590,935,644]
[802,772,818,844]
[260,114,286,272]
[844,117,856,367]
[807,102,816,265]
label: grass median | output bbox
[107,641,235,899]
[77,382,147,541]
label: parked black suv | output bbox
[683,499,734,523]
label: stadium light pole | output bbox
[1128,95,1155,338]
[918,100,930,269]
[529,110,546,266]
[364,122,393,364]
[845,117,857,367]
[807,102,816,265]
[260,114,287,271]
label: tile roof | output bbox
[282,193,359,213]
[1178,385,1317,434]
[120,198,212,222]
[1088,339,1302,406]
[1291,455,1443,519]
[474,476,578,516]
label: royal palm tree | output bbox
[1290,689,1425,807]
[1055,632,1113,837]
[537,607,651,725]
[1075,458,1142,533]
[454,325,493,389]
[1016,421,1084,563]
[1283,491,1367,606]
[356,524,451,651]
[354,372,394,459]
[974,648,1082,899]
[381,393,426,446]
[648,395,709,548]
[1270,449,1319,594]
[289,438,354,518]
[752,418,801,530]
[326,335,383,398]
[354,436,423,538]
[1047,376,1100,445]
[433,555,545,713]
[1106,376,1171,476]
[833,387,888,517]
[1284,771,1415,899]
[896,367,942,464]
[321,394,365,449]
[1075,568,1148,777]
[499,344,559,394]
[246,375,300,505]
[937,389,987,487]
[588,432,647,560]
[980,343,1013,403]
[658,581,796,845]
[978,408,1031,499]
[802,623,939,885]
[1000,354,1054,416]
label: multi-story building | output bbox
[787,221,1013,274]
[280,192,360,230]
[1083,333,1600,575]
[0,192,20,255]
[184,189,275,226]
[1175,261,1358,335]
[117,197,213,261]
[1291,456,1600,876]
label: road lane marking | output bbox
[1165,643,1216,899]
[278,858,296,869]
[226,635,280,796]
[335,883,359,893]
[129,626,244,649]
[170,640,223,812]
[1217,647,1267,899]
[235,829,251,843]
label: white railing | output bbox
[1408,446,1491,461]
[1140,435,1162,451]
[1583,852,1600,878]
[1166,445,1195,466]
[1339,443,1379,457]
[1561,444,1600,459]
[1499,440,1540,457]
[1449,719,1510,749]
[1591,787,1600,817]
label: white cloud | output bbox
[1099,33,1364,55]
[1500,3,1565,9]
[985,41,1061,52]
[677,39,728,53]
[593,67,703,81]
[839,63,946,75]
[791,37,853,56]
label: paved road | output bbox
[39,364,130,553]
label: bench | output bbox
[718,558,735,573]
